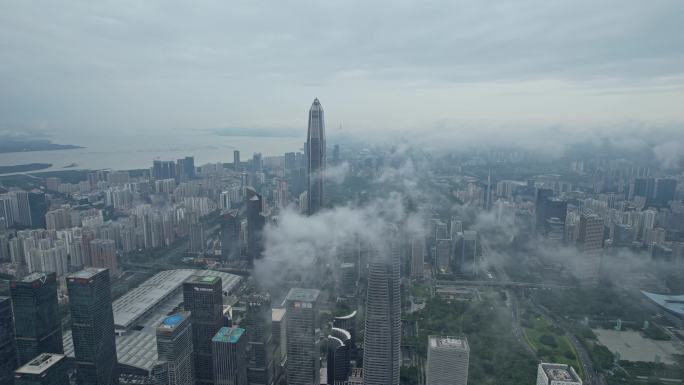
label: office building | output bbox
[246,190,265,261]
[1,296,17,385]
[457,231,479,276]
[577,214,604,253]
[327,328,351,384]
[363,245,401,385]
[536,363,582,385]
[212,326,247,385]
[154,312,194,385]
[14,353,69,385]
[67,268,118,385]
[234,151,240,171]
[183,275,224,385]
[10,272,63,365]
[426,336,469,385]
[245,294,274,385]
[337,262,357,297]
[306,98,326,215]
[271,308,286,368]
[333,311,357,362]
[410,237,425,279]
[220,210,241,262]
[285,288,320,385]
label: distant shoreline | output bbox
[0,145,83,154]
[0,163,52,174]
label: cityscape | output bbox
[1,2,684,385]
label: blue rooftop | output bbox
[212,326,245,343]
[163,314,185,327]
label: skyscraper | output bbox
[333,311,357,362]
[426,336,469,385]
[0,296,17,385]
[285,288,320,385]
[410,237,425,279]
[10,272,63,365]
[220,210,241,262]
[306,98,326,215]
[234,151,240,171]
[363,245,401,385]
[14,353,69,385]
[67,268,118,385]
[154,312,194,385]
[577,213,604,253]
[245,294,274,385]
[212,326,247,385]
[246,189,265,262]
[183,275,224,385]
[327,328,351,384]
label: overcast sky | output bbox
[1,0,683,138]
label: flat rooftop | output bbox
[212,326,245,343]
[67,268,107,280]
[642,291,684,317]
[286,288,320,303]
[15,353,65,374]
[63,269,242,374]
[16,272,50,283]
[272,308,286,322]
[540,363,581,383]
[158,312,189,330]
[429,335,469,351]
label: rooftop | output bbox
[642,291,684,317]
[159,312,188,330]
[540,363,581,383]
[429,335,469,351]
[187,274,221,285]
[212,326,245,343]
[15,353,65,375]
[286,288,320,303]
[67,268,107,280]
[272,308,286,322]
[334,310,357,320]
[17,272,50,283]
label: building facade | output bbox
[212,326,247,385]
[306,98,326,215]
[426,336,469,385]
[285,288,320,385]
[154,312,194,385]
[0,296,17,385]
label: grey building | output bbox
[327,328,351,384]
[306,98,326,215]
[14,353,69,385]
[536,363,582,385]
[285,288,320,385]
[363,245,401,385]
[212,326,247,385]
[220,210,241,262]
[426,336,469,385]
[154,312,194,385]
[332,311,357,362]
[245,294,274,385]
[67,268,118,385]
[11,272,63,366]
[0,296,17,385]
[183,275,224,385]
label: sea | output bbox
[0,131,305,174]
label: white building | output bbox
[426,336,469,385]
[536,363,582,385]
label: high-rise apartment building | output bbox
[536,363,582,385]
[212,326,247,385]
[154,312,194,385]
[14,353,69,385]
[0,296,17,385]
[306,98,326,215]
[363,245,401,385]
[90,239,119,276]
[10,272,63,365]
[426,336,469,385]
[67,268,118,385]
[183,275,224,385]
[285,288,320,385]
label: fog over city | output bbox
[1,2,684,385]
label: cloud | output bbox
[319,161,350,184]
[653,140,684,169]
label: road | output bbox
[534,303,605,385]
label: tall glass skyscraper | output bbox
[285,288,320,385]
[66,268,118,385]
[211,326,247,385]
[245,293,274,385]
[10,272,63,365]
[363,245,401,385]
[306,98,326,215]
[183,275,224,385]
[154,312,194,385]
[0,296,17,385]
